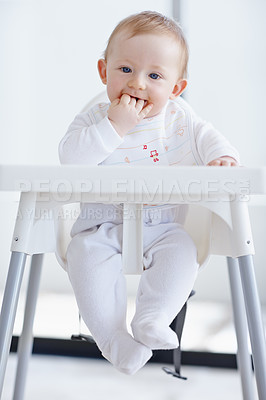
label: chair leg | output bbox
[0,252,27,398]
[227,257,256,400]
[237,255,266,400]
[13,254,44,400]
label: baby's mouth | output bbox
[131,96,148,106]
[122,93,149,107]
[131,96,140,101]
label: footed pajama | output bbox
[66,205,199,375]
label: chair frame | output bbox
[0,164,265,400]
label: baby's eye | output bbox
[121,67,132,73]
[149,73,160,80]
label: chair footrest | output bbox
[162,367,187,380]
[71,334,95,344]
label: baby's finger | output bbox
[109,98,120,108]
[207,159,221,166]
[220,159,231,166]
[139,103,153,118]
[135,99,144,112]
[129,96,137,106]
[120,94,131,104]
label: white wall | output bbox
[180,0,266,303]
[1,0,265,304]
[181,0,266,166]
[0,0,172,165]
[0,0,172,292]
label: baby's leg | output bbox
[66,222,152,374]
[131,224,198,350]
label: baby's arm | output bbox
[175,97,240,166]
[207,156,239,166]
[59,107,123,165]
[108,94,153,137]
[192,112,240,165]
[59,96,153,164]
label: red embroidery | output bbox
[150,150,159,162]
[143,145,147,150]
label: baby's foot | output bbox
[131,317,179,350]
[101,330,152,375]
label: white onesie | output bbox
[59,97,239,375]
[59,97,239,167]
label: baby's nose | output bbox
[128,74,146,90]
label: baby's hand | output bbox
[207,156,238,166]
[108,94,153,137]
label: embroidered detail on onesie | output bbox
[176,128,184,136]
[99,100,200,166]
[150,150,159,162]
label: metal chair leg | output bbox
[0,252,27,398]
[238,255,266,400]
[227,256,256,400]
[13,254,44,400]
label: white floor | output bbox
[3,354,259,400]
[1,293,264,399]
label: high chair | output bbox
[0,95,265,400]
[0,165,265,400]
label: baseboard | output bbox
[10,336,240,369]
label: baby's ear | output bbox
[169,79,187,99]
[98,59,107,84]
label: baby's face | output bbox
[100,32,186,117]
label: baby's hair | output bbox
[103,10,189,79]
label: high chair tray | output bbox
[0,165,265,201]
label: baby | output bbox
[59,11,239,375]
